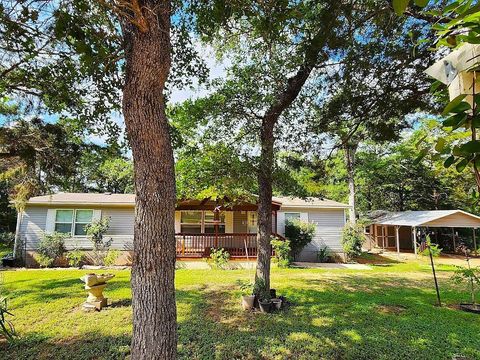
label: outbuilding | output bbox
[367,210,480,255]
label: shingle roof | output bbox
[272,196,350,209]
[27,193,135,205]
[26,193,349,209]
[371,210,480,227]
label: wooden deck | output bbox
[175,233,279,258]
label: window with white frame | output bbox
[54,209,93,236]
[204,211,225,234]
[180,211,202,233]
[180,210,226,234]
[284,212,301,224]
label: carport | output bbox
[367,210,480,255]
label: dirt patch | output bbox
[376,304,407,315]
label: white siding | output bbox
[279,208,346,261]
[20,206,135,251]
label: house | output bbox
[14,193,349,266]
[366,210,480,254]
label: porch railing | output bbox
[175,233,281,258]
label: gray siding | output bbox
[297,209,345,262]
[20,206,134,251]
[21,206,47,250]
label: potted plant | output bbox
[271,298,282,310]
[236,280,255,311]
[254,278,272,313]
[452,251,480,314]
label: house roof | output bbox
[272,196,350,209]
[26,193,349,209]
[370,210,480,228]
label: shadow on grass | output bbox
[2,273,480,360]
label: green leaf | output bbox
[414,0,429,6]
[456,158,469,172]
[443,113,467,128]
[444,155,456,168]
[414,148,428,164]
[435,138,446,152]
[459,140,480,153]
[392,0,410,15]
[442,94,468,115]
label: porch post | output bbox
[214,207,219,248]
[395,226,400,255]
[473,228,477,256]
[381,226,385,249]
[452,227,456,253]
[412,226,417,256]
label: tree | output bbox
[0,0,210,356]
[189,0,383,293]
[309,14,435,223]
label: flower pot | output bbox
[271,298,282,310]
[459,303,480,314]
[241,295,255,310]
[258,300,272,313]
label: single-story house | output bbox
[366,210,480,254]
[14,193,349,266]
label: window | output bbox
[54,209,93,236]
[248,211,257,233]
[74,210,93,235]
[204,211,225,234]
[55,210,73,234]
[180,210,226,234]
[180,211,202,233]
[284,212,301,224]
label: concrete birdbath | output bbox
[80,273,115,311]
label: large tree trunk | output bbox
[256,118,275,290]
[121,2,177,359]
[343,142,357,225]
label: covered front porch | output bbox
[175,198,282,258]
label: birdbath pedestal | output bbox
[80,273,115,311]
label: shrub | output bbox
[271,237,291,268]
[341,223,365,260]
[209,247,230,269]
[316,245,331,263]
[35,232,67,267]
[284,219,316,260]
[452,264,480,304]
[66,249,86,268]
[420,236,442,257]
[85,218,112,265]
[0,232,15,247]
[104,249,120,266]
[253,278,270,301]
[236,279,254,295]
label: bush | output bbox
[420,244,442,257]
[284,219,316,260]
[271,237,291,268]
[316,245,331,263]
[209,247,230,269]
[0,232,15,247]
[104,249,120,266]
[341,223,365,260]
[35,232,67,267]
[85,218,112,265]
[66,249,86,268]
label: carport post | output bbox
[413,226,417,256]
[452,227,456,253]
[474,228,477,256]
[395,226,400,254]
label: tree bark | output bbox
[343,142,357,225]
[121,1,177,359]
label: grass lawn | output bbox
[1,262,480,360]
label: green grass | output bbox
[1,263,480,359]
